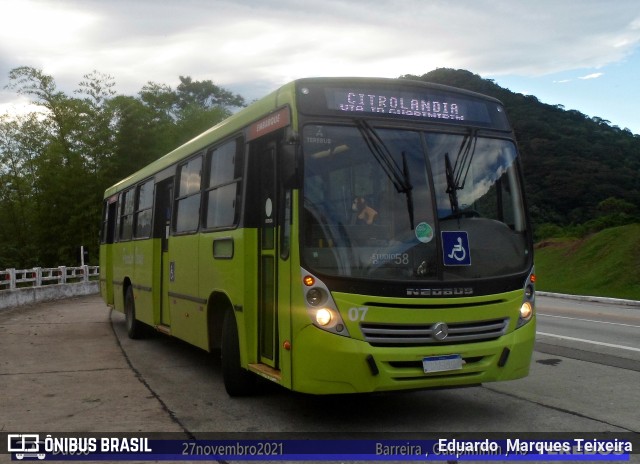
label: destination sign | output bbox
[296,80,510,130]
[329,90,468,120]
[325,87,500,126]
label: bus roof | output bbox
[103,77,505,198]
[103,79,296,197]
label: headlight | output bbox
[315,308,332,326]
[520,301,533,319]
[301,268,349,336]
[517,270,536,328]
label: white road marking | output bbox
[538,313,640,329]
[537,332,640,352]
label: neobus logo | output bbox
[406,287,474,297]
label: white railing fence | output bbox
[0,266,100,292]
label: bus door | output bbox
[101,196,118,304]
[247,108,293,374]
[154,178,173,327]
[257,140,279,367]
[251,139,293,371]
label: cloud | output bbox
[1,0,639,101]
[578,73,604,80]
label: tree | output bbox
[0,114,47,267]
[75,70,117,177]
[1,67,248,268]
[176,75,245,110]
[140,76,246,147]
[5,67,113,265]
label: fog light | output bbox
[520,301,533,319]
[315,308,332,326]
[306,288,324,306]
[524,284,534,299]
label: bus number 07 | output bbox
[348,307,368,322]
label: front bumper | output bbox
[291,317,535,394]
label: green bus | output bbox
[100,77,536,396]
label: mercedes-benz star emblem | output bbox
[432,322,449,341]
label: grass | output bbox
[534,223,640,301]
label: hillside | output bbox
[1,66,639,269]
[403,69,640,230]
[534,224,640,300]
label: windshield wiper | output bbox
[445,130,478,215]
[355,120,415,229]
[401,150,414,230]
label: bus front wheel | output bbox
[125,286,147,339]
[221,309,257,396]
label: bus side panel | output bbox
[130,239,156,327]
[111,241,134,313]
[239,229,260,366]
[152,238,163,326]
[198,228,255,357]
[168,234,207,349]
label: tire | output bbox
[124,286,147,339]
[221,309,257,396]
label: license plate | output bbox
[422,354,463,373]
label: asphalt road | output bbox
[1,294,639,461]
[110,294,640,434]
[535,294,640,366]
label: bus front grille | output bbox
[360,318,509,346]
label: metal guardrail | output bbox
[0,266,100,291]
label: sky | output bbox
[1,0,640,134]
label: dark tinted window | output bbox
[119,189,135,240]
[205,139,242,229]
[134,180,154,238]
[175,156,202,233]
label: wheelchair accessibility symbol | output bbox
[442,231,471,266]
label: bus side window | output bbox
[134,180,154,238]
[119,188,135,241]
[101,199,117,244]
[175,155,203,233]
[205,139,242,229]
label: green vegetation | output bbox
[0,67,245,268]
[1,66,639,277]
[406,69,640,235]
[534,224,640,300]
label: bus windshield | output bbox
[302,123,529,281]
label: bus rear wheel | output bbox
[125,286,147,339]
[221,309,257,396]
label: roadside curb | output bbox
[0,282,99,311]
[538,291,640,307]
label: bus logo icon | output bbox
[7,434,46,460]
[442,231,471,266]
